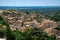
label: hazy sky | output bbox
[0,0,60,6]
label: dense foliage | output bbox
[55,26,60,30]
[12,27,56,40]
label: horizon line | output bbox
[0,6,60,7]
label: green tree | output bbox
[51,12,60,23]
[55,26,60,30]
